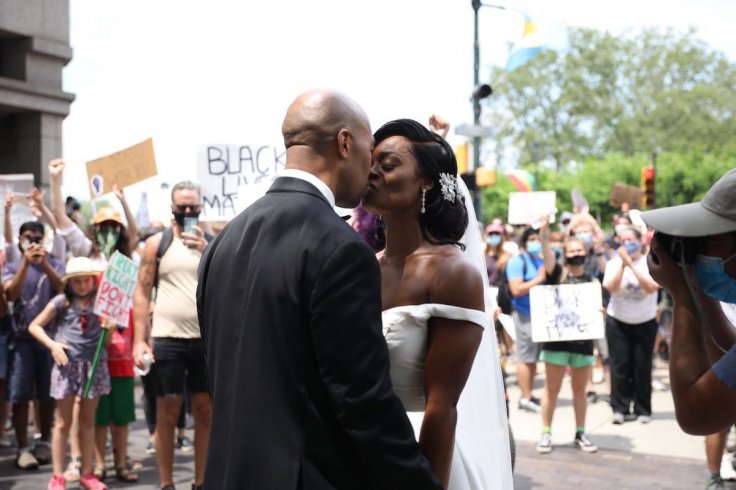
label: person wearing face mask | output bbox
[133,181,212,490]
[535,222,600,454]
[506,226,549,413]
[602,225,660,425]
[641,169,736,488]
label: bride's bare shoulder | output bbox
[426,246,484,310]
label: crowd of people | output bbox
[0,160,211,490]
[0,90,733,490]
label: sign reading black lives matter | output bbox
[529,282,605,342]
[197,144,286,220]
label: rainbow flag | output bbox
[505,13,569,72]
[505,169,537,192]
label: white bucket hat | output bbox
[640,169,736,237]
[62,256,105,281]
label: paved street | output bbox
[0,358,730,489]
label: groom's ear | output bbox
[336,128,351,159]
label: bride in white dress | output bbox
[362,119,513,489]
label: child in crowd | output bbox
[29,257,112,490]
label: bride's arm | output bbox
[421,258,484,487]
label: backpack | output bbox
[495,253,528,315]
[153,227,214,297]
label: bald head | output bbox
[282,89,370,153]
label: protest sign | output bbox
[610,183,643,209]
[0,174,37,238]
[197,143,286,220]
[530,282,604,342]
[507,191,556,226]
[86,138,158,198]
[93,251,139,327]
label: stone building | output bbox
[0,0,74,187]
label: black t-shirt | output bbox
[542,265,595,356]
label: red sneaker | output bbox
[79,472,108,490]
[48,474,66,490]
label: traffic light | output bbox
[454,143,469,175]
[460,167,496,191]
[641,166,655,208]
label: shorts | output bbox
[50,360,111,400]
[540,350,596,368]
[0,334,8,379]
[512,310,540,363]
[152,337,208,396]
[96,377,136,426]
[7,339,53,403]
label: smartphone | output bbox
[183,217,198,235]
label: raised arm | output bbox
[422,258,484,487]
[648,237,736,434]
[30,187,59,231]
[133,233,160,368]
[48,159,75,231]
[4,194,13,246]
[113,184,139,251]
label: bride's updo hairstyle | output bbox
[374,119,469,250]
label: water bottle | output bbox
[135,353,152,377]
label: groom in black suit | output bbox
[197,90,441,489]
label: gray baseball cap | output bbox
[640,169,736,237]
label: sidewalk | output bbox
[507,357,732,489]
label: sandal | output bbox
[93,466,107,481]
[115,466,139,483]
[63,457,81,482]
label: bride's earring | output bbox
[421,188,426,214]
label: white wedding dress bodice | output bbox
[383,303,513,490]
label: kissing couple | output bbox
[197,90,513,489]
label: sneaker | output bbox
[706,472,725,490]
[146,440,156,455]
[612,412,625,425]
[33,440,52,465]
[575,432,598,453]
[518,398,541,414]
[16,448,39,470]
[651,379,668,391]
[721,454,736,481]
[0,433,12,447]
[592,368,604,384]
[536,433,552,454]
[48,474,66,490]
[637,415,651,424]
[64,457,81,482]
[79,472,108,490]
[176,436,194,453]
[586,391,598,403]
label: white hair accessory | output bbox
[439,173,458,203]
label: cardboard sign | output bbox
[530,282,604,342]
[507,191,556,226]
[610,183,643,209]
[0,174,37,239]
[86,139,158,198]
[93,251,139,327]
[197,144,286,220]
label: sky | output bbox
[60,0,736,222]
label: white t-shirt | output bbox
[604,254,658,324]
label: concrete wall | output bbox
[0,0,74,187]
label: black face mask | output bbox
[172,211,200,227]
[566,255,586,266]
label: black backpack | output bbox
[495,254,528,315]
[153,227,214,296]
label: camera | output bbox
[655,231,701,265]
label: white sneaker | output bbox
[651,379,668,391]
[721,454,736,481]
[592,368,604,384]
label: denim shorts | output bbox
[6,339,53,403]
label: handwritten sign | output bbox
[508,191,556,226]
[86,139,158,198]
[197,144,286,220]
[93,251,139,327]
[530,282,604,342]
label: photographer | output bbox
[642,169,736,438]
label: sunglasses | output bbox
[173,204,201,213]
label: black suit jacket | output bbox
[197,177,441,490]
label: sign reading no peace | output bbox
[530,282,604,342]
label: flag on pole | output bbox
[505,13,569,72]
